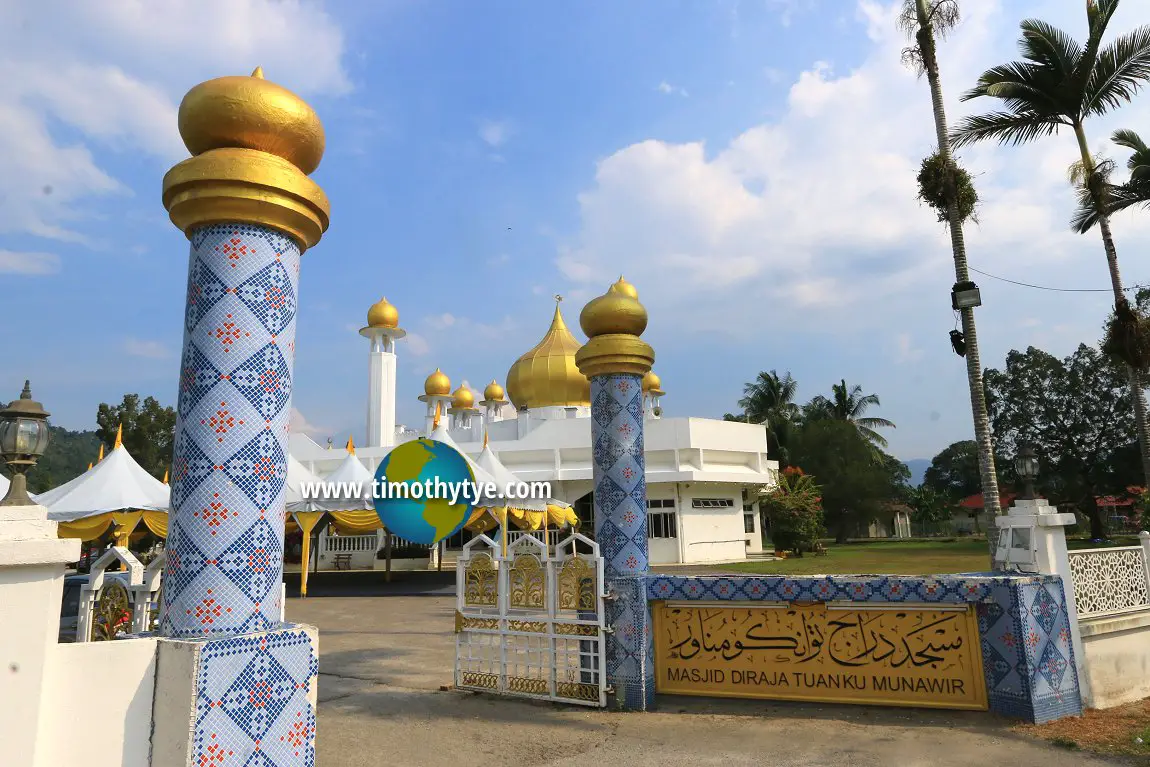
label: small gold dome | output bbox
[366,297,399,329]
[452,385,476,410]
[483,380,506,401]
[642,370,662,392]
[609,275,638,299]
[506,302,591,409]
[177,67,325,175]
[580,278,648,339]
[424,368,451,397]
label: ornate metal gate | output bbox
[454,531,607,707]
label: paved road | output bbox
[288,596,1125,767]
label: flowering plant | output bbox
[763,466,825,555]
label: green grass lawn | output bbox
[719,539,992,576]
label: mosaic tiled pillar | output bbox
[590,373,656,710]
[160,223,299,638]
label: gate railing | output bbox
[454,531,607,707]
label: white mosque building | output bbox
[288,285,779,566]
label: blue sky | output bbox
[3,0,1150,462]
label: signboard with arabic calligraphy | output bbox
[653,602,987,710]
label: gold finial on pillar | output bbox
[162,67,331,251]
[575,276,654,379]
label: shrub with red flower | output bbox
[763,466,825,555]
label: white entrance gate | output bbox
[454,531,607,707]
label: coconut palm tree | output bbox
[1072,129,1150,231]
[899,0,1003,564]
[951,0,1150,488]
[804,380,896,449]
[733,370,801,464]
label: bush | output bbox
[763,467,825,555]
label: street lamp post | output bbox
[1014,443,1040,501]
[0,381,51,507]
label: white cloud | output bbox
[0,0,349,243]
[656,81,689,98]
[122,338,170,359]
[895,333,924,363]
[558,0,1150,347]
[428,313,457,330]
[290,407,328,438]
[487,253,511,268]
[405,332,431,357]
[0,250,60,275]
[479,119,512,147]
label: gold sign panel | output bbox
[653,602,987,711]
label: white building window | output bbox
[743,513,756,534]
[691,498,735,509]
[647,499,675,510]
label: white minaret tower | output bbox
[418,369,454,435]
[479,379,508,431]
[360,298,406,447]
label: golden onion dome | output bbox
[483,380,506,402]
[642,370,662,392]
[366,297,399,329]
[424,368,451,397]
[580,275,648,339]
[609,275,638,299]
[506,301,591,409]
[452,385,476,410]
[177,67,325,174]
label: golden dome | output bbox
[424,368,451,397]
[642,370,662,392]
[580,276,648,338]
[366,297,399,329]
[178,67,325,175]
[506,301,591,409]
[483,380,506,402]
[452,385,476,410]
[609,275,638,299]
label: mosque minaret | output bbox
[360,298,405,448]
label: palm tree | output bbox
[734,370,801,464]
[899,0,1003,564]
[951,0,1150,489]
[1072,129,1150,231]
[804,380,896,448]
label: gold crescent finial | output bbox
[555,294,563,303]
[251,66,264,79]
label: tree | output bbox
[1072,129,1150,231]
[951,0,1150,491]
[761,467,825,555]
[923,440,983,500]
[899,0,1004,566]
[803,379,896,449]
[95,394,177,479]
[729,370,801,465]
[789,420,904,543]
[907,485,953,534]
[983,344,1137,539]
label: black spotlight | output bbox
[949,330,967,357]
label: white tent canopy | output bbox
[296,450,375,511]
[476,441,569,512]
[41,445,169,521]
[284,455,325,512]
[426,423,503,504]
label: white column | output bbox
[0,502,80,767]
[365,333,399,449]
